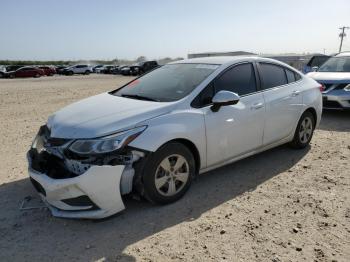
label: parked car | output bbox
[103,65,118,74]
[62,64,92,75]
[27,56,322,219]
[120,65,132,75]
[92,65,104,73]
[6,66,45,78]
[307,52,350,109]
[129,61,159,76]
[5,65,23,72]
[55,65,69,75]
[38,66,56,76]
[0,66,5,78]
[302,55,330,74]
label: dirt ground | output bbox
[0,75,349,262]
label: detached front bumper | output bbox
[29,165,126,219]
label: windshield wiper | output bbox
[121,94,159,102]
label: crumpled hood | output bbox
[47,93,174,139]
[307,72,350,83]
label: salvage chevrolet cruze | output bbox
[28,56,322,219]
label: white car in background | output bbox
[28,56,322,219]
[62,64,93,75]
[307,52,350,109]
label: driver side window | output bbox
[191,63,257,108]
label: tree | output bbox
[136,56,147,62]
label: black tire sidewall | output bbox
[142,142,195,204]
[291,111,315,148]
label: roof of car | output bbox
[170,56,279,65]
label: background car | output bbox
[62,64,92,75]
[55,65,69,75]
[120,65,131,75]
[102,65,118,74]
[307,52,350,110]
[38,66,56,76]
[6,66,45,78]
[92,64,104,73]
[129,60,159,75]
[302,55,330,73]
[5,65,23,72]
[0,65,5,78]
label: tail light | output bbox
[319,84,325,92]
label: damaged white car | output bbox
[28,56,322,219]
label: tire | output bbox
[85,70,90,75]
[289,111,315,149]
[141,142,195,204]
[34,73,40,78]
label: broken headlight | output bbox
[69,126,147,155]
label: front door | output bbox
[200,63,265,167]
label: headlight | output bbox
[344,84,350,91]
[69,126,147,155]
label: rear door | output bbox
[199,63,265,167]
[257,62,303,145]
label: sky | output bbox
[0,0,350,61]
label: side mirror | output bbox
[211,90,240,112]
[312,66,319,72]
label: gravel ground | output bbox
[0,75,349,262]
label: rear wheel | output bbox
[142,142,195,204]
[85,70,90,75]
[290,111,315,149]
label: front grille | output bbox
[28,149,79,179]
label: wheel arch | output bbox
[304,107,317,126]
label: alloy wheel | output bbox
[155,154,189,196]
[299,116,313,144]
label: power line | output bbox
[339,26,350,53]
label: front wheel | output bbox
[85,70,90,75]
[141,142,195,204]
[289,111,315,149]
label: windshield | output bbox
[113,63,219,102]
[318,57,350,72]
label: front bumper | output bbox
[322,89,350,110]
[29,164,126,219]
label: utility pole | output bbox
[339,26,349,53]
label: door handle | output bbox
[291,90,301,97]
[251,102,264,110]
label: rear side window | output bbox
[285,69,296,83]
[259,63,287,89]
[214,63,257,96]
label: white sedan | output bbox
[28,56,322,219]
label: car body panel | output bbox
[261,81,303,145]
[47,93,176,138]
[202,93,265,167]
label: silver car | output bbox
[307,52,350,110]
[28,56,322,219]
